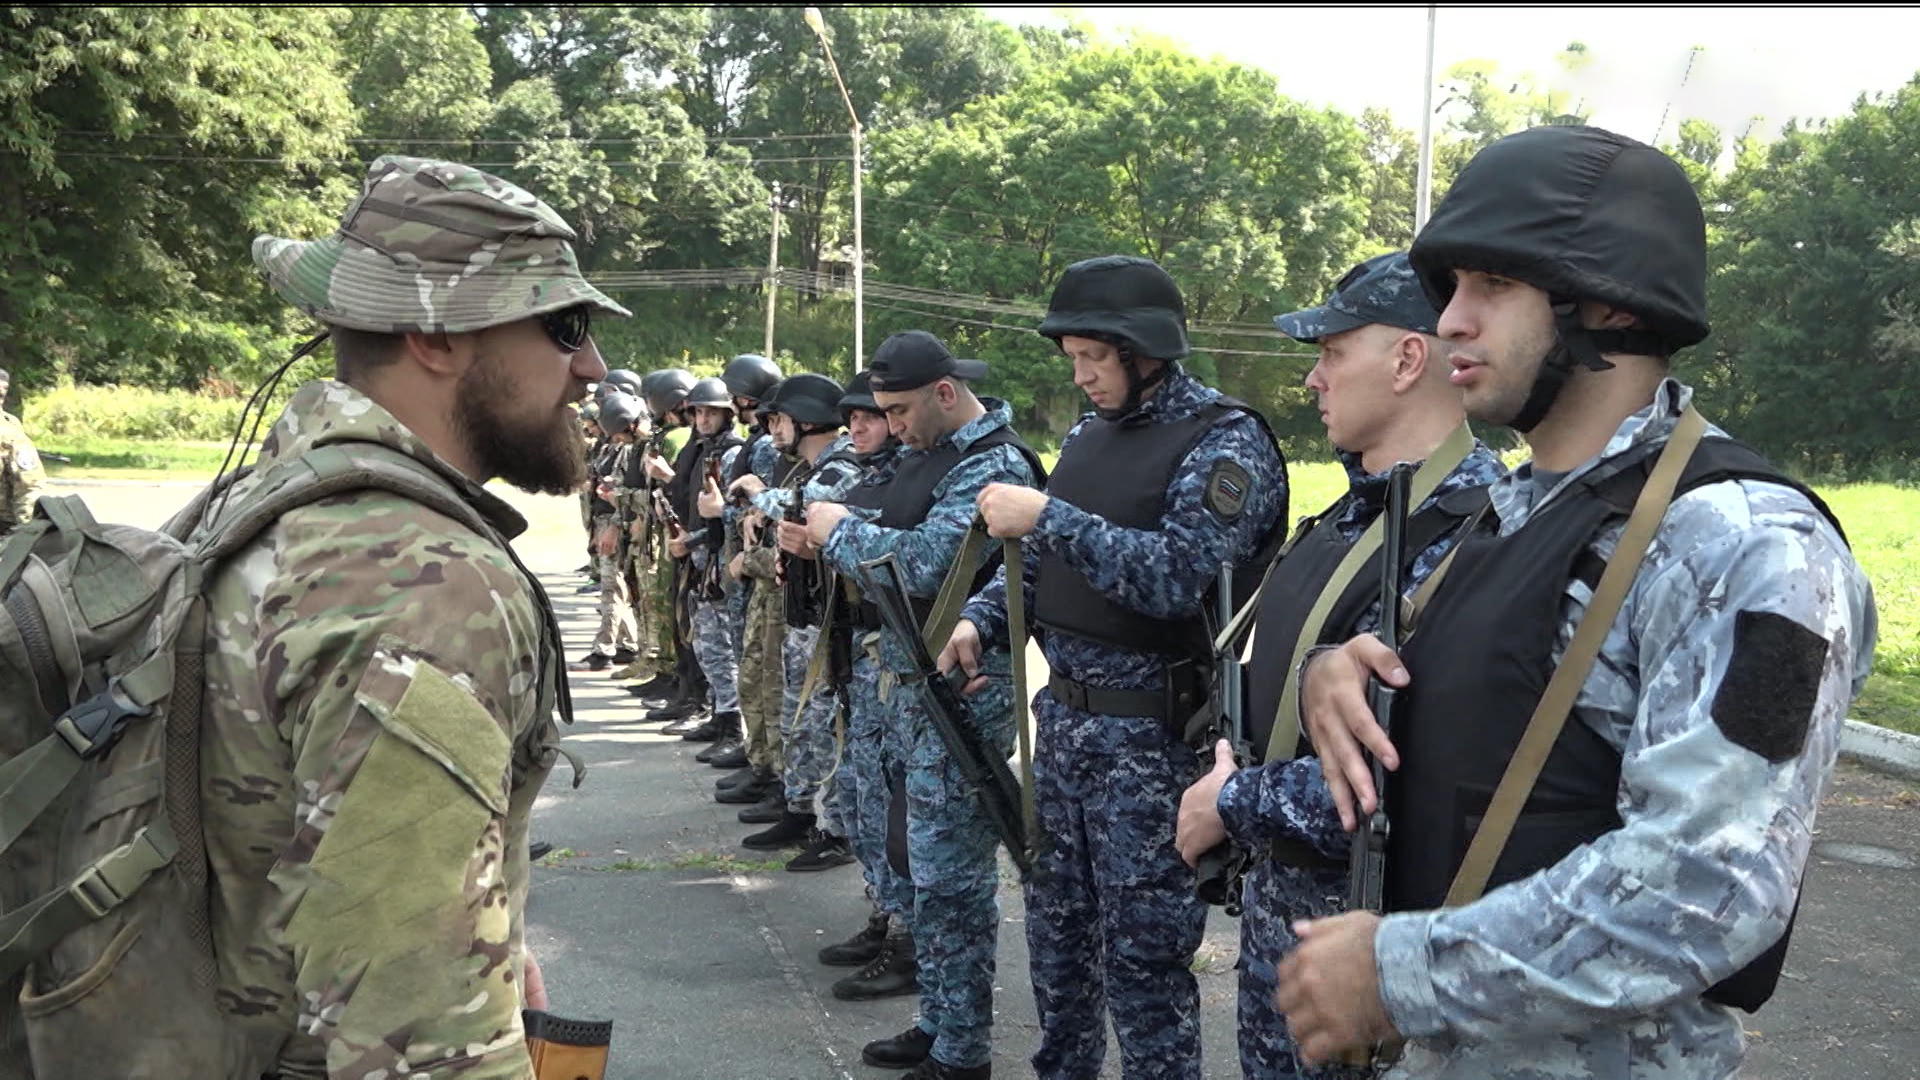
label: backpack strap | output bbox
[195,442,497,566]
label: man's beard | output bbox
[454,356,587,495]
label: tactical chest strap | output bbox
[1443,407,1706,907]
[1263,424,1475,763]
[920,516,1037,849]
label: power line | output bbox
[55,129,854,146]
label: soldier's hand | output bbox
[1302,636,1406,832]
[595,479,616,503]
[1176,739,1236,867]
[977,483,1048,539]
[937,618,991,696]
[593,524,619,557]
[645,454,676,482]
[728,552,747,581]
[1275,912,1397,1065]
[629,519,646,541]
[777,520,817,559]
[805,502,849,548]
[741,514,763,549]
[697,475,725,519]
[523,947,550,1011]
[668,535,689,560]
[730,474,766,500]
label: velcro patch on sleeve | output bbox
[1711,609,1831,764]
[1204,459,1253,520]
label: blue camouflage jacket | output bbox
[962,368,1287,691]
[1374,380,1876,1080]
[823,399,1039,677]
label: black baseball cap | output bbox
[867,330,988,392]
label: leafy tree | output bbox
[0,7,356,398]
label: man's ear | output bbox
[1392,332,1431,394]
[1583,301,1641,332]
[400,329,471,378]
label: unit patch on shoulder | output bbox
[1711,609,1830,764]
[1204,459,1252,519]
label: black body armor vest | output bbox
[1388,436,1843,1013]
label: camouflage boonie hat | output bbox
[252,155,631,334]
[1274,251,1440,344]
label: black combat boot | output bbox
[610,647,638,665]
[741,810,814,850]
[860,1023,934,1069]
[706,741,748,769]
[716,767,777,805]
[694,711,742,757]
[785,829,855,872]
[660,708,712,736]
[903,1058,988,1080]
[651,699,705,724]
[736,790,786,824]
[833,923,917,1002]
[818,911,890,967]
[626,673,677,698]
[566,652,612,673]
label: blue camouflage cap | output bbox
[1274,251,1440,343]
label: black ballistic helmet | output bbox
[838,369,881,422]
[597,392,646,437]
[754,379,782,422]
[1037,255,1191,362]
[683,376,736,412]
[1410,124,1709,431]
[766,372,846,428]
[600,368,645,397]
[722,353,783,402]
[641,368,697,416]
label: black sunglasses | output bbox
[541,305,592,353]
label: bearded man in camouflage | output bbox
[190,156,626,1078]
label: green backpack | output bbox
[0,443,532,1079]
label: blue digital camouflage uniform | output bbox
[964,368,1287,1080]
[752,435,864,819]
[831,445,911,914]
[1216,442,1506,1080]
[688,442,742,714]
[822,400,1040,1071]
[1370,380,1875,1080]
[727,431,781,653]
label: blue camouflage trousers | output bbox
[843,646,912,919]
[1025,690,1207,1080]
[781,624,840,816]
[689,556,739,714]
[900,674,1014,1071]
[1237,859,1371,1080]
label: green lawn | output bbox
[41,440,1918,736]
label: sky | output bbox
[980,6,1920,151]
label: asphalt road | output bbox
[52,477,1920,1079]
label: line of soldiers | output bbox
[561,121,1876,1080]
[0,368,48,537]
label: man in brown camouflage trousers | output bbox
[194,156,627,1078]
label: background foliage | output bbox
[4,6,1919,471]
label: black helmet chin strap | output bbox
[1508,299,1671,432]
[1096,340,1174,423]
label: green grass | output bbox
[39,435,242,478]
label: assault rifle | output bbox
[1194,561,1251,916]
[856,553,1039,880]
[1348,462,1412,914]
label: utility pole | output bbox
[765,182,781,360]
[1415,4,1438,234]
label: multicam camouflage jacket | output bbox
[188,380,555,1080]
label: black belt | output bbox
[1045,669,1205,724]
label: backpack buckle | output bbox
[68,863,125,920]
[53,685,152,760]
